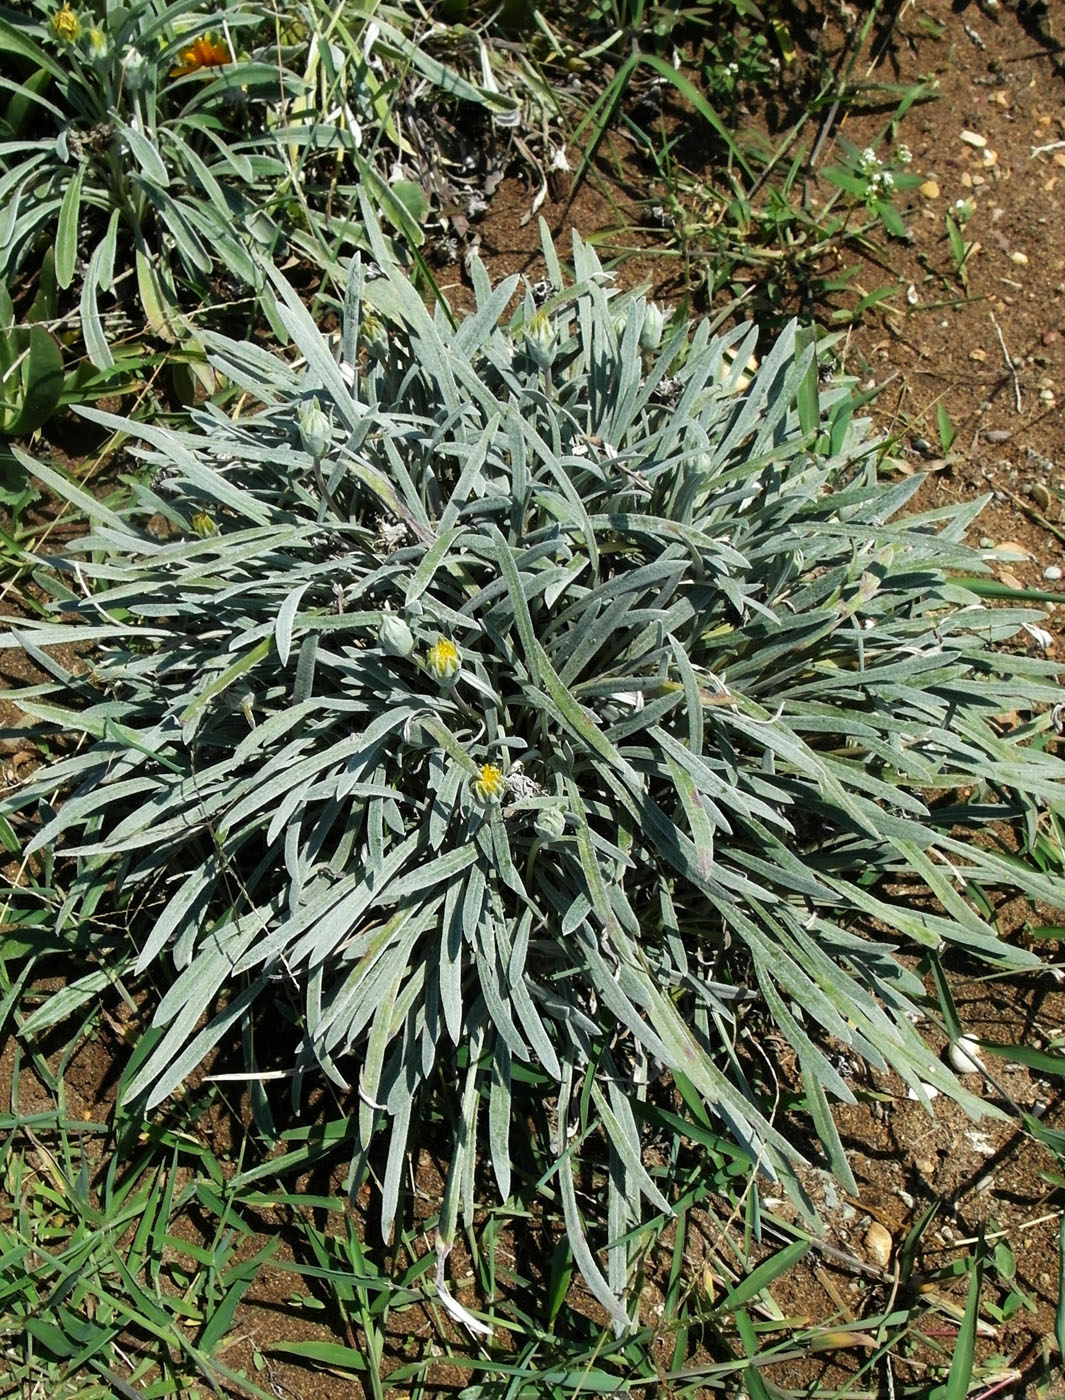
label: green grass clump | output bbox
[3,221,1063,1326]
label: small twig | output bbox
[1032,140,1065,158]
[808,98,841,174]
[1005,487,1065,548]
[989,312,1022,414]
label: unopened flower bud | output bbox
[87,26,109,60]
[50,3,81,42]
[534,805,566,841]
[122,47,150,92]
[378,614,414,658]
[360,311,388,358]
[523,308,556,370]
[298,399,331,460]
[639,301,665,353]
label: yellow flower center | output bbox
[426,637,461,681]
[472,763,505,804]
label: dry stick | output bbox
[990,311,1023,414]
[1005,487,1065,548]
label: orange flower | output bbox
[170,34,229,77]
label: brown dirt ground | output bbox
[2,0,1065,1395]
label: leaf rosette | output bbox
[5,229,1062,1321]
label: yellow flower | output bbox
[190,510,215,537]
[170,34,230,78]
[472,763,505,805]
[50,3,81,42]
[426,637,461,682]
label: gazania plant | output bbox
[0,0,517,369]
[4,226,1062,1323]
[0,0,290,366]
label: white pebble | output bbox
[960,129,988,149]
[948,1034,985,1074]
[1044,565,1063,581]
[906,1081,939,1101]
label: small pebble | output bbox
[865,1222,893,1268]
[970,348,987,362]
[949,1034,985,1074]
[1031,483,1052,508]
[1044,565,1063,581]
[961,129,988,148]
[1043,330,1059,346]
[984,429,1012,443]
[907,1081,939,1101]
[920,179,940,199]
[1011,251,1029,267]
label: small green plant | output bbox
[945,198,978,288]
[0,277,61,524]
[0,279,64,438]
[821,137,924,240]
[701,21,779,109]
[4,225,1063,1326]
